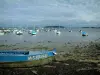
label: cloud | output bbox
[0,0,100,26]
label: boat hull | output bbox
[31,33,37,35]
[0,49,56,62]
[0,33,4,35]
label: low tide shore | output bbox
[0,39,100,75]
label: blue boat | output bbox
[0,48,56,62]
[81,31,88,36]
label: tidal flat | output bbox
[0,40,100,75]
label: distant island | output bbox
[44,26,65,29]
[81,27,100,28]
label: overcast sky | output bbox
[0,0,100,27]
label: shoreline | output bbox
[0,40,100,75]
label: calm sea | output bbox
[0,28,100,45]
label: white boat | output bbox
[3,29,11,33]
[56,25,61,35]
[16,30,23,35]
[56,31,61,35]
[36,29,39,32]
[54,29,57,33]
[28,30,37,35]
[0,32,4,35]
[28,30,33,34]
[13,29,18,34]
[0,30,5,35]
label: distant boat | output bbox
[28,30,33,34]
[13,29,18,34]
[54,29,57,33]
[36,29,39,32]
[79,30,82,32]
[0,30,5,35]
[56,31,61,35]
[3,29,11,33]
[81,31,88,36]
[69,30,72,32]
[0,32,4,35]
[30,25,37,35]
[31,30,37,35]
[16,30,23,35]
[56,25,61,35]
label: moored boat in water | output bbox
[56,31,61,35]
[0,30,5,35]
[54,29,57,33]
[0,32,4,35]
[28,30,32,34]
[79,30,82,32]
[69,30,72,32]
[31,30,37,35]
[16,30,23,35]
[81,31,88,36]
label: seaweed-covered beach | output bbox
[0,39,100,75]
